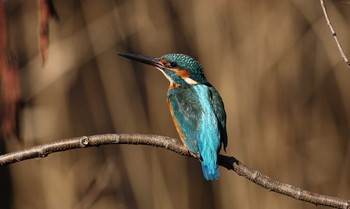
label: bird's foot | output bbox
[184,148,200,159]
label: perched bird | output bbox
[119,53,227,180]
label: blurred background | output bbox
[0,0,350,208]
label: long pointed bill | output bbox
[119,53,164,69]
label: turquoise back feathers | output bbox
[167,85,226,180]
[119,52,228,180]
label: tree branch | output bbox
[0,134,349,209]
[320,0,350,69]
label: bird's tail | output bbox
[201,154,219,180]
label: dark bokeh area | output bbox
[1,0,350,209]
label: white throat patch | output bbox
[183,77,198,85]
[156,67,174,84]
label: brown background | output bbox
[1,0,350,209]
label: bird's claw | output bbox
[184,147,200,159]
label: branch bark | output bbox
[0,134,349,209]
[320,0,350,69]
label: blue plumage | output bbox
[119,52,227,180]
[168,85,224,180]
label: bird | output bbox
[119,52,227,180]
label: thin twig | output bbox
[320,0,350,69]
[0,134,349,209]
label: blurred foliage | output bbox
[0,0,350,209]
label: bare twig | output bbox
[0,134,349,209]
[320,0,350,69]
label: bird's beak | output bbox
[119,53,164,69]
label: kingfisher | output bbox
[119,52,227,180]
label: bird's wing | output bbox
[167,85,220,154]
[209,86,228,151]
[167,87,202,153]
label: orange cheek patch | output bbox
[160,59,167,65]
[175,69,191,77]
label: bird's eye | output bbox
[166,62,177,68]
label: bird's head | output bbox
[119,53,209,88]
